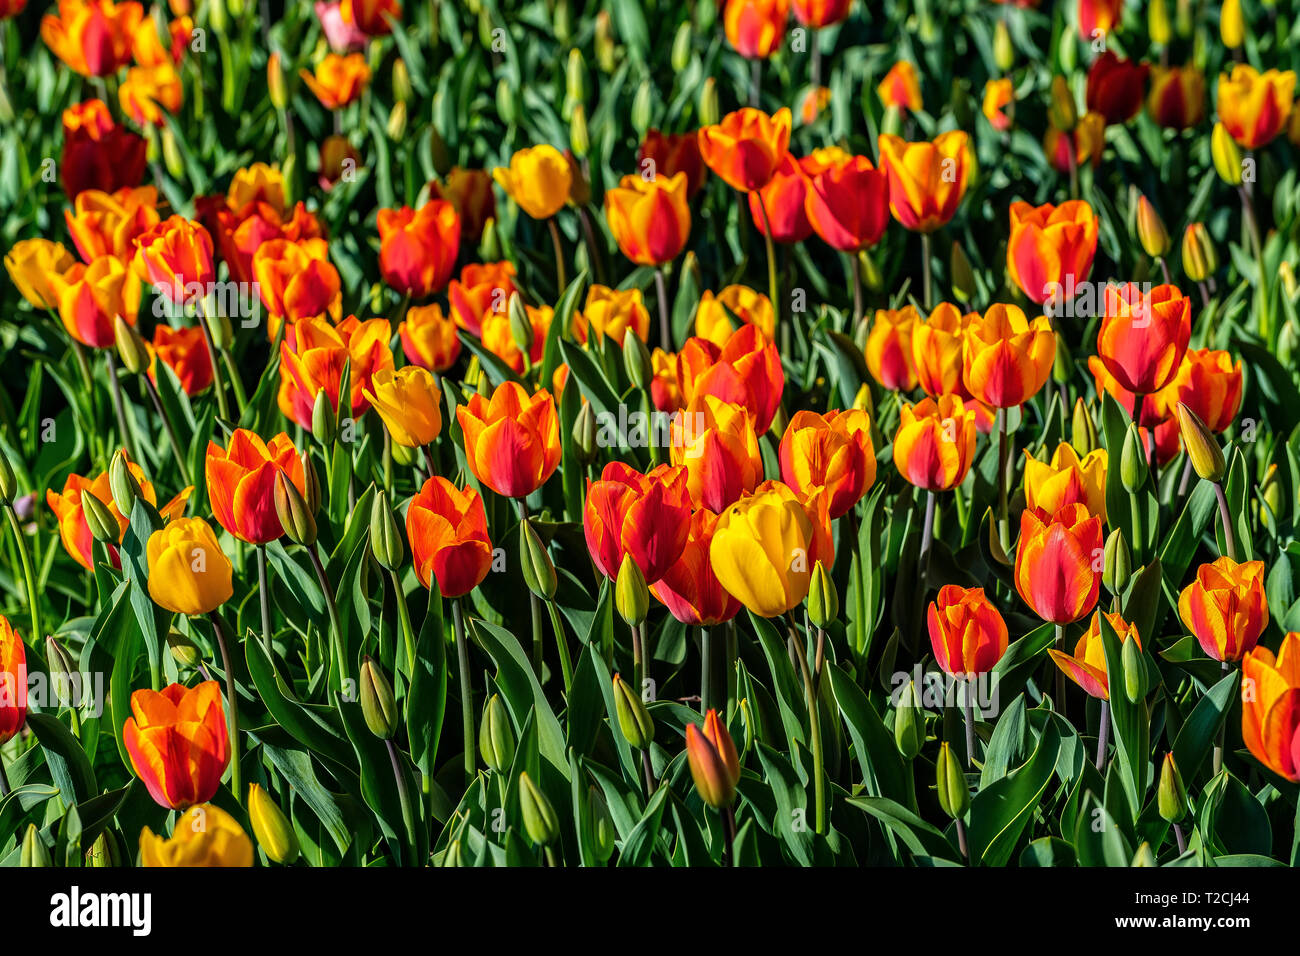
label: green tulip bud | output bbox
[993,18,1014,72]
[698,78,718,126]
[311,389,337,444]
[622,327,653,390]
[615,554,649,627]
[1120,423,1148,492]
[671,21,693,71]
[807,560,838,630]
[569,103,590,159]
[519,771,559,846]
[1122,631,1147,703]
[167,629,201,668]
[442,839,464,867]
[507,292,533,355]
[1157,753,1189,823]
[950,241,975,303]
[1071,398,1098,456]
[1180,223,1218,283]
[612,673,654,749]
[894,680,923,760]
[80,490,119,544]
[0,446,15,505]
[1131,842,1157,867]
[359,657,399,740]
[108,449,143,518]
[248,783,300,864]
[1052,331,1073,385]
[161,126,185,180]
[519,517,557,601]
[300,450,320,516]
[87,830,122,867]
[369,490,404,570]
[392,58,412,104]
[936,742,969,819]
[21,824,51,867]
[386,100,407,141]
[631,79,653,137]
[1048,75,1076,132]
[1211,123,1243,186]
[1174,402,1226,483]
[1102,528,1131,596]
[566,48,587,107]
[495,78,517,125]
[572,401,598,466]
[114,315,149,376]
[275,470,317,547]
[45,636,78,709]
[479,693,515,773]
[585,786,616,863]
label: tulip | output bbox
[1166,349,1242,434]
[927,585,1008,677]
[456,382,561,499]
[936,742,970,821]
[148,324,213,395]
[864,306,920,391]
[1077,0,1122,36]
[910,302,978,399]
[691,323,784,434]
[685,709,741,808]
[139,803,253,867]
[399,303,462,372]
[1216,64,1296,149]
[479,694,515,772]
[893,394,977,492]
[118,62,182,125]
[1048,610,1141,699]
[613,674,654,749]
[48,255,141,349]
[64,185,160,264]
[519,772,559,846]
[492,144,572,220]
[376,200,460,298]
[639,130,707,198]
[300,52,370,109]
[651,509,743,626]
[341,0,400,36]
[747,153,814,244]
[1024,443,1108,520]
[694,286,775,347]
[1158,753,1190,822]
[1014,503,1103,625]
[252,238,342,328]
[615,554,650,628]
[407,477,493,599]
[133,214,214,301]
[4,238,77,310]
[792,0,852,26]
[0,616,27,746]
[123,681,229,809]
[363,366,443,448]
[1178,556,1268,662]
[961,303,1056,408]
[1006,200,1098,305]
[778,408,876,518]
[877,131,971,232]
[206,429,306,545]
[277,315,394,429]
[1147,65,1205,129]
[670,395,763,512]
[982,78,1014,131]
[803,153,890,252]
[1085,52,1148,125]
[1240,632,1300,782]
[649,337,720,413]
[247,784,299,864]
[1135,194,1170,259]
[698,107,792,193]
[1044,111,1105,175]
[40,0,142,76]
[723,0,789,59]
[145,517,234,616]
[604,172,691,267]
[578,285,651,345]
[480,301,552,374]
[584,463,692,584]
[1181,222,1218,282]
[431,167,496,240]
[1096,282,1192,396]
[877,61,922,112]
[60,98,147,198]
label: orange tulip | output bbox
[1096,282,1191,396]
[480,302,552,374]
[123,681,228,810]
[406,476,493,598]
[1006,200,1098,305]
[252,238,342,329]
[300,52,370,109]
[927,585,1009,677]
[341,0,400,35]
[803,153,890,252]
[911,302,979,399]
[651,509,742,626]
[1240,631,1300,782]
[791,0,852,27]
[212,188,323,286]
[60,98,147,198]
[604,172,691,267]
[649,337,720,414]
[578,285,651,345]
[1148,65,1206,129]
[133,214,215,302]
[584,463,692,583]
[1014,503,1103,625]
[747,153,813,244]
[698,107,792,193]
[205,429,307,544]
[41,0,142,76]
[982,78,1014,131]
[685,709,741,808]
[692,323,784,434]
[1077,0,1122,36]
[865,306,919,391]
[1085,52,1148,125]
[723,0,789,59]
[448,261,516,337]
[1024,443,1108,521]
[119,62,183,125]
[277,315,393,428]
[877,130,971,232]
[892,394,977,492]
[639,130,707,198]
[1048,610,1141,700]
[1178,557,1269,662]
[694,286,775,347]
[399,303,462,372]
[149,324,213,395]
[1166,349,1243,433]
[671,395,764,512]
[1216,65,1296,149]
[778,408,876,518]
[0,616,28,746]
[877,61,922,112]
[431,167,495,240]
[64,185,160,263]
[48,255,141,349]
[962,303,1056,408]
[377,200,460,298]
[456,382,561,499]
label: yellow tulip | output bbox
[1023,443,1108,521]
[4,238,77,310]
[363,365,444,448]
[139,803,254,867]
[146,517,233,616]
[493,144,573,220]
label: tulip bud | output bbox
[1220,0,1244,48]
[1259,463,1281,523]
[0,447,15,505]
[1122,629,1147,703]
[569,103,590,158]
[311,389,337,443]
[1135,195,1170,258]
[106,450,141,519]
[275,471,317,547]
[1120,424,1148,492]
[267,52,287,110]
[88,831,122,867]
[1052,332,1073,385]
[1157,753,1189,823]
[1132,842,1157,867]
[1181,223,1217,282]
[495,78,517,125]
[392,58,412,104]
[1070,399,1098,455]
[936,742,969,819]
[519,517,557,601]
[671,20,693,72]
[594,11,616,72]
[615,554,649,627]
[631,79,653,137]
[1175,402,1226,483]
[852,383,873,413]
[1102,528,1131,595]
[479,693,516,772]
[894,680,923,760]
[386,100,407,140]
[167,628,201,668]
[566,48,587,107]
[21,825,51,867]
[585,786,616,863]
[572,401,598,466]
[1279,321,1300,372]
[1058,26,1077,72]
[248,783,300,864]
[1176,0,1194,33]
[359,657,399,740]
[114,316,149,376]
[553,0,571,41]
[1149,0,1172,44]
[369,490,404,570]
[161,126,184,179]
[46,636,78,709]
[519,771,559,846]
[622,327,652,390]
[612,673,654,748]
[429,124,451,177]
[860,247,883,292]
[1211,122,1243,186]
[807,560,838,630]
[1281,262,1298,299]
[685,711,740,809]
[442,839,464,866]
[507,292,533,355]
[950,241,975,303]
[81,490,119,544]
[698,78,719,126]
[739,697,757,754]
[993,19,1014,73]
[1048,75,1076,132]
[299,450,320,516]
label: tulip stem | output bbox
[452,599,475,782]
[1096,699,1111,771]
[845,252,863,326]
[578,206,608,286]
[631,620,644,696]
[700,627,712,714]
[421,444,438,481]
[996,409,1010,551]
[919,491,936,589]
[725,622,738,720]
[257,545,273,657]
[1054,623,1066,717]
[962,677,977,765]
[384,737,420,865]
[1173,822,1187,855]
[221,349,249,416]
[390,568,416,679]
[195,308,232,422]
[793,623,826,835]
[142,374,193,485]
[207,610,241,800]
[308,544,348,689]
[749,58,761,107]
[955,817,969,862]
[655,267,672,350]
[105,353,139,464]
[545,599,574,693]
[723,806,737,866]
[1212,481,1238,562]
[754,191,783,354]
[4,504,43,645]
[920,232,933,310]
[1213,659,1231,775]
[547,217,567,293]
[641,746,657,797]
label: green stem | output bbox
[1213,481,1238,562]
[195,308,231,421]
[105,353,138,463]
[257,545,273,657]
[143,374,192,485]
[221,348,249,416]
[308,544,348,689]
[4,505,43,642]
[452,599,475,782]
[547,216,567,292]
[208,610,241,799]
[996,408,1010,552]
[390,569,416,679]
[545,599,573,694]
[1054,623,1066,717]
[700,626,712,714]
[384,737,420,865]
[920,232,933,310]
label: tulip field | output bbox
[2,0,1300,876]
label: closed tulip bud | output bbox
[585,786,616,863]
[495,78,517,125]
[1120,424,1148,492]
[699,78,719,126]
[1158,753,1189,822]
[1135,196,1170,258]
[1211,123,1244,185]
[45,636,77,708]
[507,292,533,355]
[267,52,287,110]
[1220,0,1244,47]
[622,327,653,389]
[566,48,586,107]
[442,839,464,867]
[162,126,184,179]
[248,784,300,864]
[553,0,571,40]
[936,742,969,819]
[894,680,923,759]
[108,450,142,517]
[0,447,14,504]
[311,389,337,443]
[1149,0,1172,44]
[1071,399,1098,455]
[685,709,740,809]
[1122,629,1147,702]
[1176,0,1194,33]
[519,771,559,846]
[519,517,557,600]
[392,58,412,104]
[88,830,123,867]
[1058,27,1077,72]
[359,657,398,740]
[632,79,653,137]
[852,383,873,413]
[81,489,119,544]
[570,103,590,158]
[1181,223,1217,282]
[300,451,320,516]
[167,629,201,668]
[369,490,404,570]
[595,11,616,71]
[1175,402,1226,482]
[1132,842,1157,867]
[616,553,649,627]
[1053,333,1073,385]
[1281,262,1297,299]
[274,471,317,547]
[21,825,51,867]
[807,560,838,629]
[1102,528,1131,595]
[572,401,598,466]
[672,21,693,72]
[479,694,515,772]
[114,315,149,376]
[950,241,975,303]
[612,673,654,748]
[993,19,1014,73]
[386,100,407,140]
[1049,75,1076,131]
